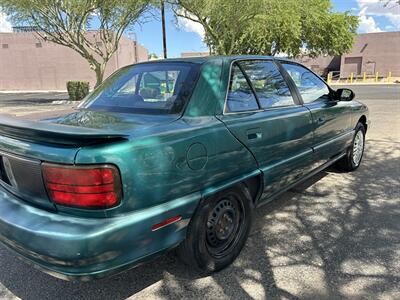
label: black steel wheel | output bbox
[177,184,253,273]
[206,196,244,258]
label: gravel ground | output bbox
[0,85,399,299]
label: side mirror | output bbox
[335,88,355,101]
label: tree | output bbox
[171,0,359,57]
[1,0,151,87]
[148,52,159,59]
[381,0,400,7]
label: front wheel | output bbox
[177,184,253,273]
[336,122,366,171]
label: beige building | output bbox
[0,31,148,91]
[299,32,400,79]
[340,31,400,78]
[181,51,209,58]
[297,55,341,78]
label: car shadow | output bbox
[0,140,399,299]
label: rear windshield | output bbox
[81,62,200,114]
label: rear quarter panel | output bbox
[74,118,258,216]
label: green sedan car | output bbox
[0,56,368,280]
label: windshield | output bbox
[81,62,200,114]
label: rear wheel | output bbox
[177,184,253,273]
[336,122,366,171]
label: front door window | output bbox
[282,63,330,103]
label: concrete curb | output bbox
[330,82,399,86]
[0,90,67,93]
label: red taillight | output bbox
[42,163,122,209]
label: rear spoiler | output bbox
[0,114,129,146]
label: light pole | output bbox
[161,0,167,59]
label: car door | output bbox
[218,59,314,199]
[279,61,353,165]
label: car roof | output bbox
[134,55,293,66]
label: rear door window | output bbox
[238,61,295,108]
[226,63,259,112]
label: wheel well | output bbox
[358,115,367,132]
[242,174,263,205]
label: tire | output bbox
[336,122,366,172]
[177,184,253,273]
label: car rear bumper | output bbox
[0,186,200,281]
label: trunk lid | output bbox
[0,112,129,146]
[0,109,178,210]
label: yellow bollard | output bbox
[388,71,392,83]
[376,72,379,82]
[327,72,331,84]
[350,72,353,84]
[363,72,366,82]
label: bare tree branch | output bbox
[2,0,151,87]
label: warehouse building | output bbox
[297,55,341,78]
[181,51,209,58]
[299,31,400,80]
[0,29,148,91]
[340,31,400,78]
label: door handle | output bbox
[246,129,262,140]
[317,116,326,124]
[247,132,262,140]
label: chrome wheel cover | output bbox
[352,130,364,166]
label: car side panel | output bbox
[74,117,259,216]
[219,106,315,198]
[304,100,354,164]
[275,59,358,165]
[350,100,369,128]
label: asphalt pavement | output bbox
[0,92,75,118]
[0,85,399,299]
[332,84,399,101]
[0,92,68,105]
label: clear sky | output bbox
[1,0,399,58]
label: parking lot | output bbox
[0,92,73,119]
[0,85,399,299]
